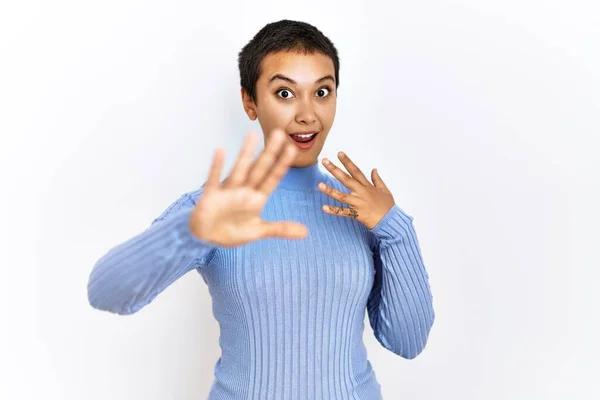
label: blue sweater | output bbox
[87,161,435,399]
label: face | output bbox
[241,50,337,167]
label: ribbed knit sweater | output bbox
[87,161,435,400]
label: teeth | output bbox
[293,133,316,138]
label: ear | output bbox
[241,88,257,121]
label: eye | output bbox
[316,87,331,98]
[276,89,295,99]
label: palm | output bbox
[190,130,308,247]
[193,186,268,247]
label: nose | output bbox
[295,97,316,125]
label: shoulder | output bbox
[186,177,226,205]
[151,183,207,225]
[186,186,205,206]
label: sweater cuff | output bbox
[369,204,414,243]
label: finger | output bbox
[337,152,371,186]
[205,146,225,191]
[322,205,360,219]
[322,158,361,191]
[223,131,260,189]
[317,182,360,205]
[259,220,308,240]
[246,129,288,189]
[371,168,389,190]
[257,136,298,195]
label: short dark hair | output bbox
[238,19,340,103]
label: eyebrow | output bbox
[268,74,335,85]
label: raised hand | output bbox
[318,152,396,230]
[189,130,308,247]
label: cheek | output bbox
[260,99,295,126]
[317,102,336,126]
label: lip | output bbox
[289,131,319,136]
[287,131,319,150]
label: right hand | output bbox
[189,129,309,247]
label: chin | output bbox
[291,157,318,168]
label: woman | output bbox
[87,19,435,400]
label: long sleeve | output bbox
[87,191,218,315]
[366,204,435,359]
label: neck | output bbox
[278,160,327,191]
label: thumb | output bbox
[371,168,388,190]
[259,221,308,240]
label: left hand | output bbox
[318,151,396,230]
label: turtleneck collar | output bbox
[278,160,327,191]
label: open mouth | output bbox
[289,132,318,143]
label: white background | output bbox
[2,0,599,399]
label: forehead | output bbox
[259,51,335,84]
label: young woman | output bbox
[88,19,435,400]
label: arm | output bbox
[87,190,217,315]
[366,204,435,359]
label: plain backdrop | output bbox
[1,0,599,399]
